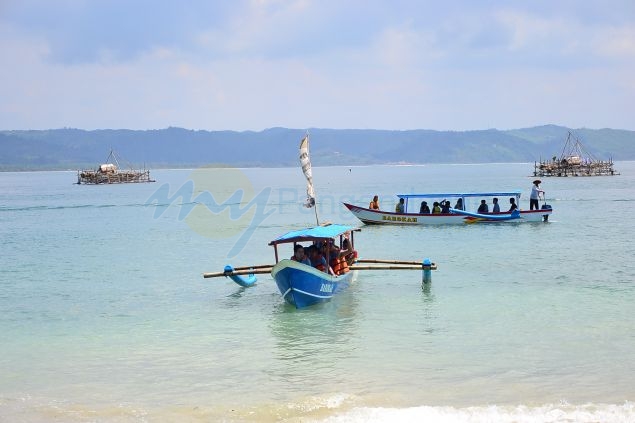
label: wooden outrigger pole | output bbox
[204,259,437,279]
[350,264,437,271]
[355,258,437,267]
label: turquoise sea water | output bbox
[1,163,635,422]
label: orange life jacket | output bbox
[330,257,343,275]
[340,258,349,273]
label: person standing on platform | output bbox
[530,180,545,210]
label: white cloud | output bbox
[0,1,634,131]
[593,26,635,59]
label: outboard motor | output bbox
[541,204,552,222]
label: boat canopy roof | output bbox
[397,191,522,199]
[268,224,357,246]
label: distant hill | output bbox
[1,125,633,170]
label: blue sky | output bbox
[1,0,634,131]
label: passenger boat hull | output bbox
[271,259,353,308]
[343,203,552,225]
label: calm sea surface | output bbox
[1,163,635,422]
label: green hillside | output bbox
[1,126,633,170]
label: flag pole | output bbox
[299,132,319,226]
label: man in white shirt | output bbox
[530,180,545,210]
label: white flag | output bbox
[299,135,316,208]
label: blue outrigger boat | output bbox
[203,134,437,308]
[203,134,438,308]
[268,224,358,308]
[215,224,359,308]
[205,223,436,308]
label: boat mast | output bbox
[300,132,319,226]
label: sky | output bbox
[1,0,634,131]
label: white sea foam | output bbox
[318,402,635,423]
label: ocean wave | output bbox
[319,402,635,423]
[2,398,633,423]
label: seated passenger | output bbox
[477,200,489,213]
[441,200,451,213]
[290,244,311,265]
[432,201,441,214]
[508,197,518,212]
[308,245,328,273]
[319,242,337,275]
[454,198,464,210]
[340,236,356,265]
[369,195,380,210]
[492,197,500,213]
[395,198,405,213]
[419,201,430,214]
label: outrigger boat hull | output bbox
[271,259,353,308]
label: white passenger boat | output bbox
[344,192,552,225]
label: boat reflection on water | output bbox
[266,283,359,388]
[422,281,434,302]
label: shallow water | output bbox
[1,163,634,422]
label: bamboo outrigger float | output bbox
[77,149,155,185]
[534,131,619,177]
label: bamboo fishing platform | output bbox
[534,131,619,177]
[77,149,155,185]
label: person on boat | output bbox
[291,244,311,265]
[530,180,545,210]
[369,195,380,210]
[492,197,500,213]
[432,201,441,214]
[329,240,351,275]
[395,198,405,213]
[508,197,518,212]
[341,237,357,265]
[419,201,430,214]
[453,198,464,210]
[322,241,343,275]
[477,200,489,213]
[308,245,329,273]
[441,200,451,213]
